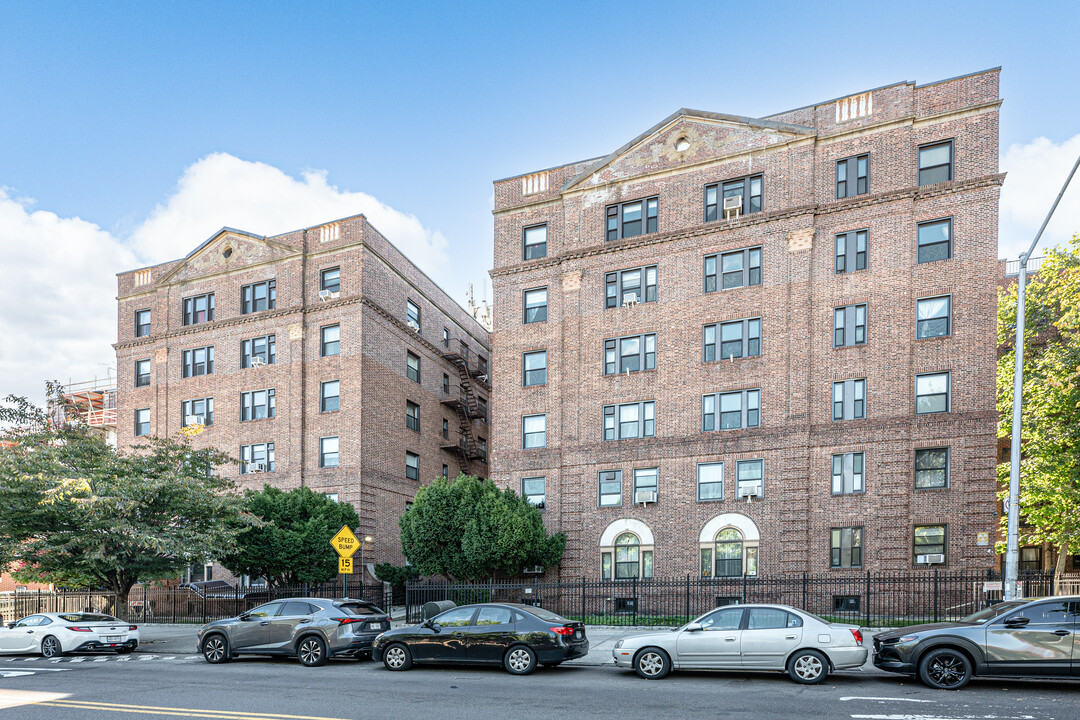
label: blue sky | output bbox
[1,0,1079,401]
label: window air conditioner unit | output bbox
[477,373,489,383]
[252,463,266,473]
[739,483,762,501]
[407,320,420,332]
[917,553,945,565]
[523,565,543,575]
[185,416,204,426]
[622,298,639,308]
[635,490,657,505]
[723,195,742,219]
[319,289,339,301]
[249,357,266,368]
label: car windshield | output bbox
[338,602,383,615]
[960,601,1028,624]
[56,613,120,623]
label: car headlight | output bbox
[898,635,920,643]
[375,633,385,642]
[614,639,623,649]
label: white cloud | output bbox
[999,134,1080,260]
[0,154,452,406]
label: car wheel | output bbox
[634,648,671,680]
[201,635,230,664]
[382,643,412,671]
[788,649,829,684]
[40,635,63,659]
[918,647,972,690]
[297,635,328,667]
[503,645,537,675]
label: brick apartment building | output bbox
[490,69,1004,579]
[114,214,491,574]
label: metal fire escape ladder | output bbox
[440,342,488,463]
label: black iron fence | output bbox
[404,570,1058,628]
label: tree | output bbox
[399,474,565,580]
[0,387,246,611]
[997,238,1080,581]
[219,485,360,587]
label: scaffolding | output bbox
[58,377,117,429]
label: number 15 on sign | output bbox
[339,557,354,574]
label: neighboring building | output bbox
[490,69,1003,578]
[114,214,491,571]
[53,377,118,447]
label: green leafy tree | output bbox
[998,238,1080,581]
[219,485,360,587]
[0,386,246,611]
[399,474,565,580]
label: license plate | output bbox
[574,631,583,639]
[104,636,122,642]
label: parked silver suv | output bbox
[197,598,390,666]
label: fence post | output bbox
[489,577,494,604]
[801,572,807,611]
[685,575,690,623]
[631,578,637,625]
[743,573,748,603]
[580,577,586,622]
[202,590,207,625]
[933,569,939,623]
[864,571,871,628]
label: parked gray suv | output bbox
[197,598,390,667]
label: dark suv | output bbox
[198,598,390,666]
[874,596,1080,689]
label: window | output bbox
[831,527,864,568]
[442,327,450,348]
[612,532,652,579]
[406,352,420,383]
[915,447,949,489]
[605,266,657,308]
[604,333,656,375]
[603,401,655,440]
[606,196,658,240]
[405,452,419,481]
[320,437,339,468]
[702,389,760,431]
[831,452,865,494]
[182,293,214,325]
[431,606,475,628]
[321,325,340,356]
[522,414,546,449]
[704,318,761,362]
[442,464,449,478]
[181,346,214,378]
[832,379,866,421]
[736,459,764,499]
[241,280,276,314]
[523,288,547,324]
[476,606,514,626]
[709,529,751,578]
[523,351,547,386]
[523,224,547,260]
[241,389,276,421]
[320,267,340,294]
[704,247,761,292]
[522,477,545,509]
[836,154,869,198]
[633,467,658,500]
[135,359,150,387]
[442,373,450,394]
[598,470,622,507]
[835,230,868,273]
[134,408,150,437]
[697,462,724,501]
[833,304,867,347]
[406,401,420,431]
[917,218,952,263]
[135,309,151,337]
[915,372,950,414]
[240,443,275,474]
[706,175,763,220]
[918,141,953,186]
[478,437,486,458]
[241,335,276,368]
[407,299,421,331]
[1019,547,1042,573]
[321,380,339,412]
[914,525,947,563]
[442,418,449,439]
[181,398,213,426]
[917,296,951,338]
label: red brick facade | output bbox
[490,70,1003,579]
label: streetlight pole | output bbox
[1004,151,1080,601]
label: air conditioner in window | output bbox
[252,463,266,473]
[723,195,743,219]
[739,483,762,502]
[319,289,340,301]
[523,565,543,575]
[917,553,945,565]
[185,416,204,427]
[622,298,639,308]
[477,374,489,383]
[635,490,657,505]
[249,357,266,368]
[407,320,421,332]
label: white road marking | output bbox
[0,689,70,710]
[0,671,35,678]
[851,715,1037,720]
[93,658,109,662]
[67,658,85,663]
[841,698,936,704]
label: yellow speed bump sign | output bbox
[331,525,360,558]
[339,557,354,574]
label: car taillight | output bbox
[67,626,93,632]
[849,629,863,645]
[550,627,574,636]
[129,625,138,631]
[334,617,363,625]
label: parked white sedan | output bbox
[613,603,866,684]
[0,613,139,657]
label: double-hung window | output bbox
[442,418,449,439]
[633,468,658,501]
[442,373,450,394]
[135,309,151,337]
[915,372,950,414]
[182,346,214,378]
[523,224,547,260]
[605,266,657,308]
[831,452,865,494]
[916,296,951,338]
[736,459,764,499]
[705,175,763,219]
[181,398,213,427]
[135,359,150,387]
[832,379,866,420]
[598,470,622,507]
[240,389,275,421]
[522,414,546,449]
[918,141,953,186]
[702,389,760,431]
[406,401,420,431]
[321,380,339,412]
[836,154,868,198]
[405,452,419,480]
[603,401,655,440]
[523,288,548,323]
[406,352,421,383]
[241,280,275,314]
[240,443,274,474]
[134,408,150,437]
[835,230,868,273]
[697,462,723,501]
[914,525,947,563]
[704,318,761,361]
[834,305,867,347]
[522,477,546,509]
[917,218,952,263]
[523,350,547,386]
[321,325,340,356]
[241,335,276,368]
[320,437,339,468]
[407,300,421,331]
[604,333,656,375]
[320,267,340,294]
[182,293,214,325]
[831,527,863,568]
[915,447,949,488]
[606,197,658,241]
[704,247,761,292]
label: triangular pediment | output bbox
[155,228,301,286]
[564,109,816,190]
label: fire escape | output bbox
[441,339,490,469]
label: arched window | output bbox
[699,523,759,578]
[600,527,654,580]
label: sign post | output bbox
[331,525,360,598]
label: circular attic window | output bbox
[222,247,233,259]
[675,137,691,152]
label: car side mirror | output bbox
[1004,616,1030,628]
[684,622,703,632]
[239,613,251,621]
[421,619,435,630]
[6,622,14,629]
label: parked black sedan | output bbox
[372,603,589,675]
[874,596,1080,689]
